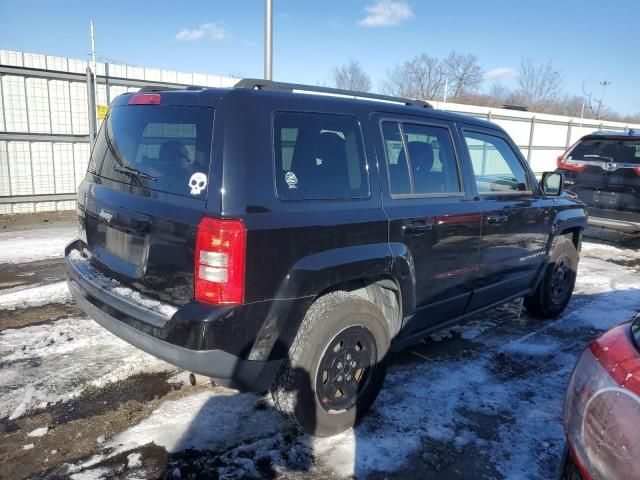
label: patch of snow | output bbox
[70,467,110,480]
[582,241,640,264]
[27,427,49,438]
[0,317,173,419]
[112,286,178,318]
[96,436,105,444]
[23,443,35,450]
[0,281,71,310]
[0,226,76,264]
[127,452,142,468]
[107,389,285,454]
[69,249,178,319]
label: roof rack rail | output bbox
[137,85,203,93]
[234,78,432,109]
[590,129,640,137]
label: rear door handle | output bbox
[402,220,433,235]
[486,215,509,225]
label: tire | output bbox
[524,235,579,319]
[271,291,390,437]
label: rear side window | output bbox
[381,121,461,195]
[91,106,214,197]
[463,131,529,193]
[569,138,640,163]
[274,112,369,200]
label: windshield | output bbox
[569,139,640,164]
[89,105,214,197]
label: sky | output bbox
[1,0,638,115]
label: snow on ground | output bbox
[72,250,640,479]
[0,225,76,264]
[0,317,174,420]
[581,240,640,266]
[0,281,71,310]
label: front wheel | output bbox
[271,291,390,437]
[524,235,579,319]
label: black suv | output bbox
[65,80,587,436]
[556,130,640,233]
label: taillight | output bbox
[194,217,246,305]
[128,93,161,105]
[557,154,587,172]
[564,323,640,480]
[635,167,640,176]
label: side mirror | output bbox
[540,171,564,197]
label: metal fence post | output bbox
[527,116,536,163]
[565,119,573,148]
[86,66,97,149]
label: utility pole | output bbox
[264,0,273,80]
[89,21,98,125]
[596,80,611,119]
[443,78,448,105]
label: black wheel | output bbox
[271,291,390,437]
[524,235,579,319]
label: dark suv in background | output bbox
[65,80,587,436]
[557,130,640,233]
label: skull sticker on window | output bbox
[189,172,207,195]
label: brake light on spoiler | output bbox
[195,217,246,305]
[128,93,161,105]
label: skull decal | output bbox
[189,172,207,195]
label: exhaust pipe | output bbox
[188,373,213,387]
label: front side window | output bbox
[274,112,369,200]
[463,131,529,194]
[382,121,461,195]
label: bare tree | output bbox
[332,59,372,92]
[444,51,484,98]
[380,54,446,100]
[516,58,562,109]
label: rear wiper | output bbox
[114,164,157,181]
[582,154,614,162]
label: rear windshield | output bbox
[89,106,214,197]
[569,138,640,164]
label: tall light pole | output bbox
[264,0,273,80]
[594,80,611,119]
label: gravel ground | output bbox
[0,219,638,480]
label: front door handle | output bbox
[486,215,509,225]
[402,220,433,235]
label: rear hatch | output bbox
[559,135,640,213]
[80,93,216,306]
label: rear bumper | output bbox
[65,240,283,391]
[589,216,640,233]
[587,207,640,233]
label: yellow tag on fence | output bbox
[97,105,109,120]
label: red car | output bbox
[562,314,640,479]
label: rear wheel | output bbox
[524,235,579,319]
[271,291,390,437]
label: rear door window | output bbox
[273,112,369,200]
[381,121,462,195]
[91,106,214,197]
